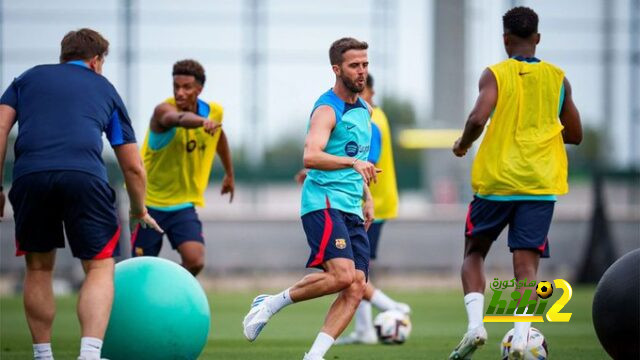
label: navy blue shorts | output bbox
[465,196,553,258]
[8,171,121,260]
[367,221,385,260]
[131,206,203,257]
[302,209,370,277]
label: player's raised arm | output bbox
[151,102,220,135]
[453,68,498,157]
[0,104,16,218]
[559,77,582,145]
[303,105,379,184]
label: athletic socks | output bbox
[265,288,293,314]
[33,343,53,360]
[370,289,398,312]
[464,292,485,331]
[78,337,103,360]
[354,300,375,335]
[513,307,531,341]
[307,332,334,358]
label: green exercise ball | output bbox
[102,257,210,360]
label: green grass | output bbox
[1,287,607,359]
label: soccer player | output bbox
[243,37,378,360]
[0,28,161,360]
[335,74,410,345]
[131,59,234,276]
[448,7,582,360]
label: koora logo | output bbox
[483,278,573,323]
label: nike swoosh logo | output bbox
[518,72,530,75]
[465,299,477,306]
[346,124,356,130]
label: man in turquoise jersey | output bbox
[242,37,378,360]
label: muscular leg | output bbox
[461,236,494,294]
[77,258,115,339]
[512,249,540,303]
[24,251,56,344]
[177,241,205,276]
[289,258,357,302]
[320,269,366,338]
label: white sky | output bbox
[1,0,637,165]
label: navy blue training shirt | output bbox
[0,62,136,182]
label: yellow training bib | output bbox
[369,107,399,219]
[471,59,568,195]
[142,97,223,207]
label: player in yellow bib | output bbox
[132,59,235,276]
[449,8,582,360]
[336,74,411,345]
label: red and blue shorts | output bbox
[301,208,370,277]
[465,196,553,258]
[130,206,203,257]
[9,171,120,260]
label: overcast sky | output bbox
[1,0,637,165]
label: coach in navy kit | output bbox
[0,28,161,360]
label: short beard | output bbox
[340,75,364,94]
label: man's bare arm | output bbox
[150,103,220,135]
[303,106,380,184]
[453,68,498,157]
[559,77,582,145]
[0,105,16,218]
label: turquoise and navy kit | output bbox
[301,89,372,275]
[0,62,136,259]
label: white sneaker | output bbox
[395,302,411,314]
[243,294,274,342]
[302,353,325,360]
[448,326,488,360]
[508,334,526,360]
[334,330,378,345]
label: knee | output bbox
[182,256,205,276]
[331,269,356,291]
[344,273,367,303]
[25,253,56,272]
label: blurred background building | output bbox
[1,0,638,291]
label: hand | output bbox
[203,120,221,136]
[129,210,164,235]
[363,197,374,231]
[353,159,382,185]
[0,190,5,220]
[453,137,469,157]
[221,174,235,203]
[294,169,308,185]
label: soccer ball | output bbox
[373,310,411,344]
[536,281,554,299]
[500,327,548,360]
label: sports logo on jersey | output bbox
[135,247,144,256]
[335,238,347,249]
[345,141,359,156]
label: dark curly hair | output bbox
[172,59,206,85]
[503,7,538,38]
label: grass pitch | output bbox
[1,287,606,359]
